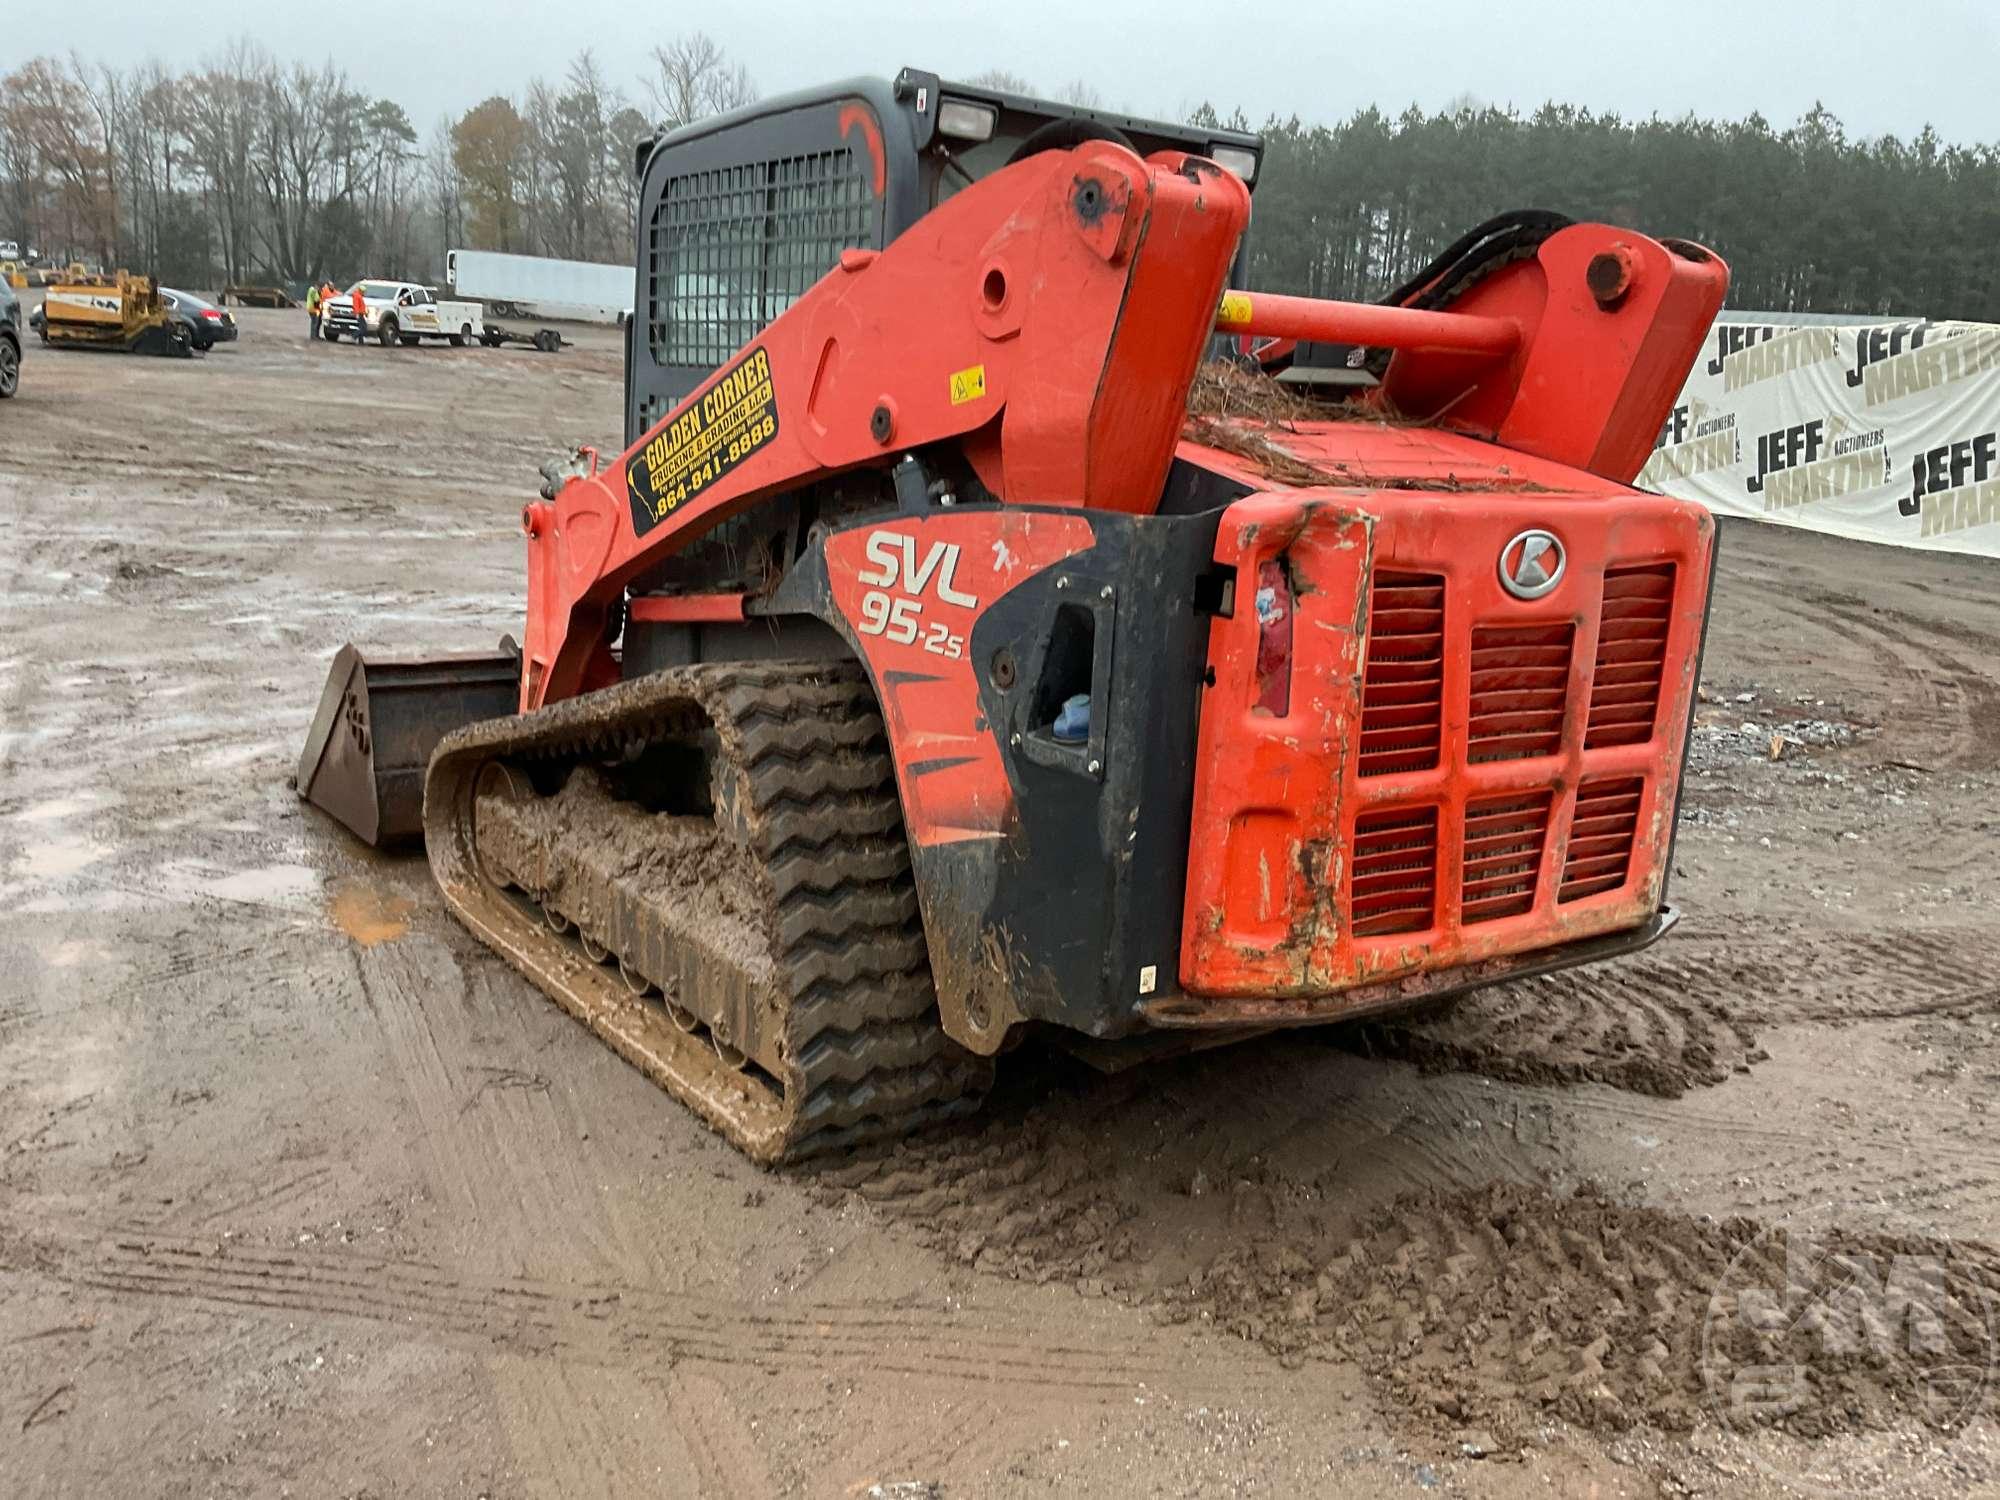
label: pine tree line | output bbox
[1209,100,2000,320]
[4,40,1993,323]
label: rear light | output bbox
[937,98,997,141]
[201,309,221,321]
[1252,559,1292,715]
[1209,144,1259,183]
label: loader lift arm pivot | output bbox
[519,143,1252,713]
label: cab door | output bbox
[406,288,440,333]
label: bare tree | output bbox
[182,41,267,283]
[1054,79,1103,109]
[528,53,618,259]
[0,57,118,263]
[644,33,755,131]
[252,61,352,281]
[421,116,464,270]
[966,69,1037,95]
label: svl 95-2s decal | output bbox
[853,531,979,658]
[825,512,1096,844]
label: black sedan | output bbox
[160,288,238,350]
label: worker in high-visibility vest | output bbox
[350,283,366,341]
[318,282,337,341]
[305,281,322,341]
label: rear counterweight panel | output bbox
[775,505,1226,1051]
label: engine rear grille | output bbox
[1560,777,1643,902]
[1467,623,1573,763]
[1585,564,1675,748]
[1350,806,1439,937]
[1359,573,1444,777]
[1461,791,1554,924]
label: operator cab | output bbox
[625,67,1263,446]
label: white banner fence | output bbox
[1641,318,2000,558]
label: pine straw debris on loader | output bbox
[1181,359,1507,493]
[1182,361,1336,487]
[1184,358,1440,494]
[1185,359,1329,425]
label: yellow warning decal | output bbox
[626,345,779,535]
[1216,291,1254,329]
[948,363,987,405]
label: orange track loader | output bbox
[300,71,1726,1160]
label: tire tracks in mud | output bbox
[827,1121,2000,1446]
[346,930,701,1484]
[805,911,2000,1446]
[669,1371,780,1498]
[1788,586,1999,773]
[16,1224,1282,1402]
[1344,923,2000,1100]
[1182,1180,2000,1444]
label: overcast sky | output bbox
[11,0,1996,145]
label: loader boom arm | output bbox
[518,143,1251,710]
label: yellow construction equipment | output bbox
[41,271,191,357]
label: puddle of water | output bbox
[204,863,322,909]
[19,793,114,823]
[21,887,147,916]
[46,938,108,969]
[16,837,107,880]
[0,729,60,757]
[198,741,282,772]
[327,881,413,948]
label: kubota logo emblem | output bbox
[1499,529,1565,600]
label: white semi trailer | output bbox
[444,250,632,325]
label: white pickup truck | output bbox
[322,280,483,347]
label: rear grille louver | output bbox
[1467,623,1574,763]
[1350,807,1439,937]
[1359,572,1445,777]
[1461,791,1554,924]
[1560,777,1644,902]
[1338,557,1675,937]
[1586,564,1675,748]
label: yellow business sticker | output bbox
[626,344,779,536]
[949,364,988,405]
[1217,291,1254,329]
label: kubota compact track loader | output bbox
[300,70,1728,1162]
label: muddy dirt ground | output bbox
[4,309,2000,1498]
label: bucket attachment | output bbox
[297,643,520,847]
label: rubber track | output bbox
[425,661,992,1162]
